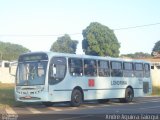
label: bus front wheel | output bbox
[70,89,83,107]
[120,87,134,103]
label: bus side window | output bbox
[84,59,97,76]
[111,61,123,77]
[144,63,150,78]
[68,58,83,76]
[134,63,143,77]
[49,57,67,85]
[98,60,110,77]
[123,62,134,77]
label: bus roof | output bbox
[20,51,150,64]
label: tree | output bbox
[0,41,30,61]
[121,52,151,58]
[82,22,120,57]
[50,34,78,54]
[152,40,160,57]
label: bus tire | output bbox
[120,87,134,103]
[42,102,54,107]
[70,89,83,107]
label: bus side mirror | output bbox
[9,62,17,77]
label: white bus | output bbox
[13,52,152,107]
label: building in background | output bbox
[0,60,16,83]
[0,60,10,68]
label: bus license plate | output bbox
[25,96,31,99]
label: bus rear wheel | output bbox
[42,102,54,107]
[70,89,83,107]
[120,87,134,103]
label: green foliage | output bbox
[0,83,30,107]
[50,34,78,54]
[152,40,160,52]
[151,40,160,56]
[0,83,15,106]
[82,22,120,57]
[152,86,160,95]
[121,52,151,58]
[0,41,30,61]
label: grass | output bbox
[0,83,42,108]
[0,83,15,106]
[152,86,160,96]
[0,83,27,107]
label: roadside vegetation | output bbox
[0,41,30,61]
[0,83,26,107]
[0,83,42,107]
[152,86,160,96]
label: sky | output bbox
[0,0,160,55]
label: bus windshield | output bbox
[16,61,47,86]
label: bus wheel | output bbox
[42,102,54,107]
[120,87,134,103]
[70,89,83,107]
[98,99,110,103]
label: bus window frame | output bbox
[98,60,110,77]
[134,63,144,78]
[110,61,123,77]
[144,63,150,78]
[123,62,134,77]
[68,58,83,77]
[84,59,97,77]
[49,57,67,85]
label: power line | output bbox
[113,22,160,30]
[0,22,160,37]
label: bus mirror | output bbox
[9,62,17,77]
